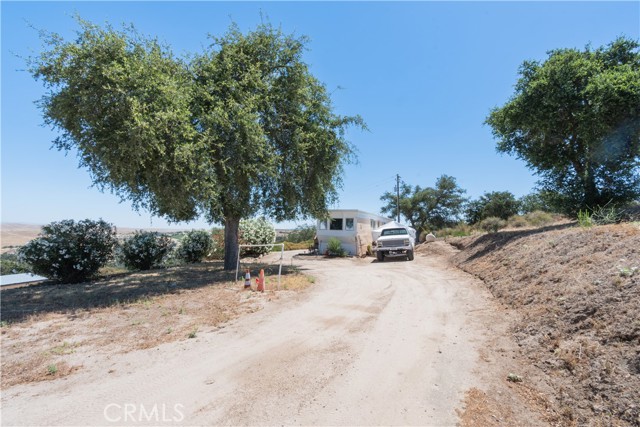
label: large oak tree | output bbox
[486,37,640,214]
[29,19,364,269]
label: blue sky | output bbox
[2,1,639,230]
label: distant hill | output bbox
[0,223,191,253]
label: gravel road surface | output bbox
[2,252,512,426]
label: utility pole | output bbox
[396,174,401,223]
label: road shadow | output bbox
[0,261,300,323]
[369,257,412,264]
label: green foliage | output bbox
[239,218,276,257]
[177,230,212,263]
[286,225,316,243]
[17,219,117,283]
[487,37,640,215]
[524,210,555,226]
[479,217,507,234]
[326,238,346,257]
[28,18,365,270]
[590,203,624,225]
[207,229,225,260]
[507,215,529,228]
[577,210,593,228]
[272,241,313,251]
[380,175,467,232]
[436,223,474,238]
[466,191,520,224]
[518,192,556,214]
[0,253,32,275]
[118,231,175,271]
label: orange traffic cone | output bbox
[244,269,251,289]
[257,269,265,292]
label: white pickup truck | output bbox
[372,226,415,262]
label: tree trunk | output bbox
[223,217,240,271]
[583,165,600,209]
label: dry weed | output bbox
[1,261,312,388]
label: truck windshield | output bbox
[381,228,408,236]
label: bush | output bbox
[0,253,32,275]
[436,223,473,238]
[239,218,276,257]
[118,231,175,270]
[327,238,346,257]
[524,210,554,226]
[591,204,623,225]
[17,219,116,283]
[466,191,520,224]
[273,240,313,251]
[577,210,593,228]
[177,230,212,263]
[286,225,316,243]
[479,217,507,234]
[207,229,225,260]
[507,215,529,228]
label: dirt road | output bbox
[1,252,535,426]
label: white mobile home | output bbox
[316,210,392,256]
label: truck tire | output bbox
[376,252,385,262]
[407,250,414,261]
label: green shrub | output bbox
[327,238,346,257]
[0,253,32,275]
[507,210,554,228]
[437,223,473,238]
[507,215,529,228]
[479,217,507,234]
[239,218,276,257]
[177,230,212,263]
[591,204,623,225]
[286,225,316,243]
[118,231,175,270]
[207,229,225,260]
[466,191,520,223]
[17,219,117,283]
[524,210,554,226]
[273,240,313,251]
[577,210,593,228]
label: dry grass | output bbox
[0,261,312,389]
[452,222,640,426]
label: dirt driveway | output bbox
[1,252,543,426]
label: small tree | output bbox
[239,218,276,257]
[18,219,116,283]
[177,230,212,263]
[466,191,520,224]
[118,231,174,270]
[380,175,467,233]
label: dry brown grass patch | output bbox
[1,261,312,388]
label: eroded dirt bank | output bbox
[450,223,640,426]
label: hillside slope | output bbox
[451,223,639,426]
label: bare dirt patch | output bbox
[450,222,640,426]
[1,261,311,389]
